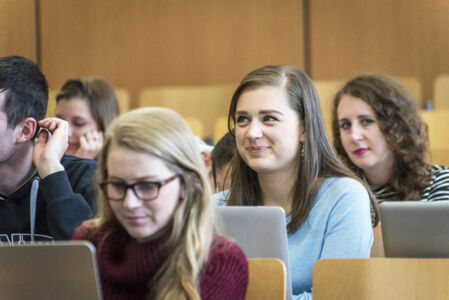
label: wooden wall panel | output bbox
[40,0,304,115]
[310,0,449,105]
[0,0,36,60]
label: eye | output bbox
[135,182,158,194]
[105,181,127,195]
[361,118,375,126]
[73,122,87,128]
[339,121,351,130]
[263,115,277,122]
[235,115,249,124]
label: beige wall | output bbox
[310,0,449,105]
[3,0,449,113]
[39,0,305,110]
[0,0,36,60]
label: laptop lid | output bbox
[0,241,102,300]
[216,206,292,300]
[379,200,449,258]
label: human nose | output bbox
[349,124,363,142]
[247,120,263,139]
[122,188,142,209]
[67,123,73,138]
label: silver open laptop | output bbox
[216,206,292,300]
[379,200,449,258]
[0,241,102,300]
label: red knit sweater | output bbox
[73,221,248,300]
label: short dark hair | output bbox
[211,132,235,190]
[0,56,48,128]
[211,132,235,171]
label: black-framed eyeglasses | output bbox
[99,174,179,201]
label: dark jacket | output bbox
[0,155,97,240]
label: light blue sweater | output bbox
[213,177,373,300]
[288,177,373,299]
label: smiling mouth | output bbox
[247,146,268,153]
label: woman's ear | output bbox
[15,117,37,143]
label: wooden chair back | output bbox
[313,258,449,300]
[213,116,229,143]
[138,84,235,138]
[433,74,449,110]
[314,80,345,140]
[370,225,384,257]
[114,87,130,114]
[397,76,422,105]
[46,89,57,118]
[246,258,286,300]
[184,117,204,137]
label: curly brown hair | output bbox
[332,74,431,200]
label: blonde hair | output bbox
[96,107,215,299]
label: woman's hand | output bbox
[75,130,104,160]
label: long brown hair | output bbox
[332,74,431,200]
[227,65,378,232]
[56,76,119,132]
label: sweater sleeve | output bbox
[39,158,96,240]
[72,220,98,241]
[290,178,373,300]
[200,238,249,300]
[319,179,373,259]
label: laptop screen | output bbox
[0,241,102,300]
[379,200,449,258]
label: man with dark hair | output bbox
[0,56,96,241]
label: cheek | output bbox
[338,129,352,147]
[109,202,122,218]
[154,186,181,216]
[235,129,246,152]
[72,127,91,139]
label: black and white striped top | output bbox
[373,165,449,201]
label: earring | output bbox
[300,143,305,159]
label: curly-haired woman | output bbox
[332,74,449,202]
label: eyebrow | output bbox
[235,109,284,115]
[339,113,375,120]
[107,175,161,182]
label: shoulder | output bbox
[209,235,248,268]
[200,235,248,299]
[422,165,449,201]
[430,165,449,179]
[311,177,371,221]
[318,177,368,200]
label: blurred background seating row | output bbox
[45,74,449,150]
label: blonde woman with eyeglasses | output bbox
[73,107,248,300]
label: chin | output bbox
[128,230,155,242]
